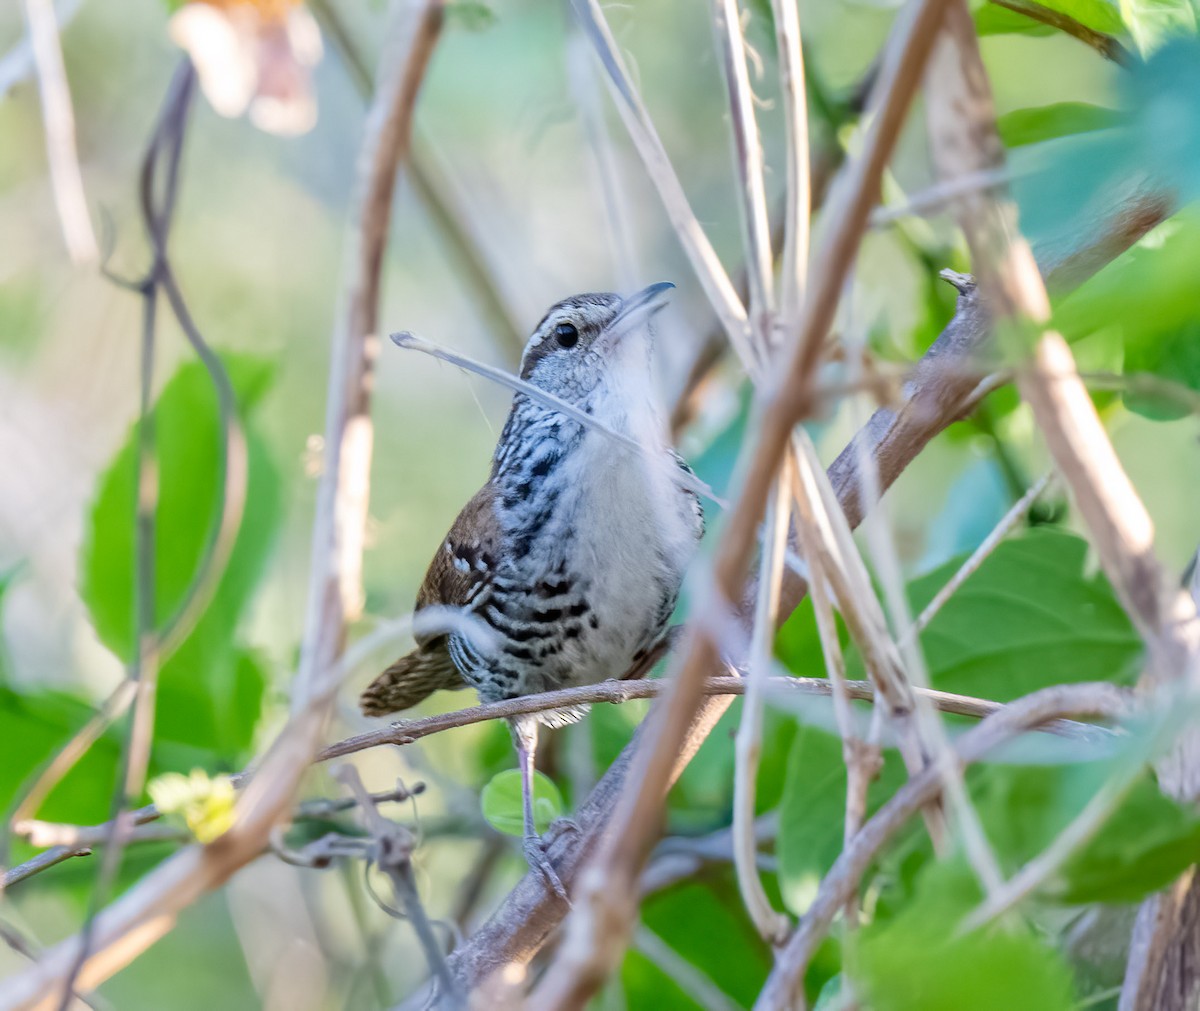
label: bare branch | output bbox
[906,471,1054,641]
[989,0,1132,65]
[770,0,811,332]
[713,0,774,356]
[570,0,754,365]
[21,0,96,262]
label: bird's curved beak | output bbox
[611,281,675,329]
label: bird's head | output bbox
[518,282,674,404]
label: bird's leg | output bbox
[511,715,570,903]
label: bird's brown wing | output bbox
[413,484,499,644]
[359,486,497,716]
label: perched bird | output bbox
[360,282,704,895]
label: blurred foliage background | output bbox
[1,0,1199,1007]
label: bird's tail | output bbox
[359,643,465,716]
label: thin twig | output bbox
[906,471,1053,641]
[770,0,811,334]
[570,0,754,366]
[989,0,1132,65]
[732,478,791,942]
[795,477,876,924]
[633,925,741,1011]
[713,0,774,360]
[21,0,96,262]
[320,674,1115,761]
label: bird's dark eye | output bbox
[555,322,579,348]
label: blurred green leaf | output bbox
[854,861,1076,1011]
[1054,213,1200,420]
[980,763,1200,904]
[0,683,121,826]
[975,3,1057,35]
[998,103,1124,147]
[80,355,280,762]
[1124,321,1200,419]
[1021,0,1126,33]
[446,0,497,30]
[480,768,562,835]
[1121,0,1197,53]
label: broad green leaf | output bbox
[998,103,1125,148]
[853,861,1076,1011]
[1124,320,1200,419]
[480,768,563,835]
[776,531,1139,915]
[979,763,1200,904]
[777,724,911,915]
[905,529,1142,700]
[80,355,280,761]
[626,873,774,1007]
[0,683,121,826]
[975,3,1057,34]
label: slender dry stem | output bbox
[21,0,96,262]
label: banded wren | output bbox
[360,282,704,896]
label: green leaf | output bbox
[0,683,121,826]
[1124,320,1200,419]
[1120,0,1197,53]
[777,724,912,915]
[998,103,1125,148]
[1054,211,1200,420]
[1018,0,1126,33]
[979,763,1200,904]
[480,769,563,836]
[854,861,1076,1011]
[975,3,1057,35]
[905,529,1142,701]
[625,874,773,1007]
[80,354,280,762]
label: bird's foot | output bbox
[545,816,582,846]
[524,833,570,904]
